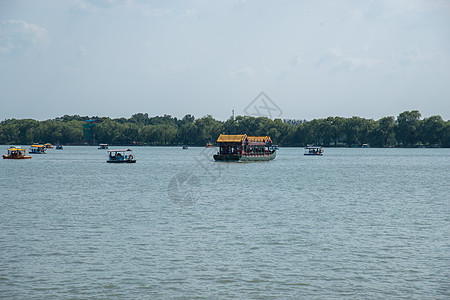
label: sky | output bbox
[1,0,450,122]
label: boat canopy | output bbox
[8,148,25,151]
[31,145,45,148]
[107,149,132,152]
[216,134,247,143]
[216,134,274,145]
[247,136,270,142]
[247,136,272,144]
[99,143,108,146]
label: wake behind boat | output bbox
[213,134,276,162]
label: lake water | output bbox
[1,146,449,299]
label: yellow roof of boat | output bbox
[216,134,247,143]
[247,136,271,143]
[31,145,45,148]
[8,148,25,151]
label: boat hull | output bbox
[214,151,276,162]
[3,155,32,159]
[304,153,323,156]
[107,159,136,163]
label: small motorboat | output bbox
[98,144,109,149]
[304,146,323,156]
[44,143,53,149]
[29,145,46,154]
[182,145,189,150]
[107,149,136,163]
[56,144,63,150]
[3,147,32,159]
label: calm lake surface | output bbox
[1,146,449,299]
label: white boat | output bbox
[304,146,323,156]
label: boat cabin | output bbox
[216,134,247,156]
[246,136,273,155]
[107,149,136,163]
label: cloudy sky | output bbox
[1,0,449,121]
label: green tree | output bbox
[396,110,421,146]
[421,116,445,146]
[376,116,395,147]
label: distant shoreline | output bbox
[1,144,445,149]
[1,111,448,148]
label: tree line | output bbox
[0,110,448,147]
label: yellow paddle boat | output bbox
[3,147,32,159]
[29,145,46,154]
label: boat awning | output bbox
[8,148,25,151]
[31,145,44,148]
[99,144,108,146]
[107,149,132,152]
[247,136,272,143]
[216,134,247,143]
